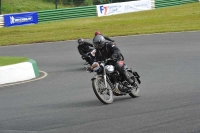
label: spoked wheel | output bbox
[92,76,114,104]
[129,83,140,98]
[126,71,140,98]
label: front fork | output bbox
[91,64,108,88]
[102,66,108,88]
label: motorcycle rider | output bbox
[87,35,136,90]
[94,31,115,43]
[77,38,94,65]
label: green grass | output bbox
[0,2,200,46]
[1,0,67,14]
[0,56,29,66]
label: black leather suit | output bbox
[77,41,94,65]
[101,34,114,42]
[94,42,134,85]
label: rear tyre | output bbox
[92,76,114,104]
[129,82,140,98]
[126,71,140,98]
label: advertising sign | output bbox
[4,12,38,27]
[96,0,152,17]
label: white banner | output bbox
[96,0,152,17]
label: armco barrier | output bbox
[155,0,199,8]
[0,15,4,28]
[38,6,96,23]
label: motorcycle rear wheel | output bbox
[129,83,140,98]
[127,71,140,98]
[92,76,114,104]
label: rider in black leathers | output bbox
[88,35,135,89]
[94,31,115,43]
[77,38,94,65]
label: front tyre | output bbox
[92,76,113,104]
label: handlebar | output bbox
[106,58,115,62]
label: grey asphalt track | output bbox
[0,31,200,133]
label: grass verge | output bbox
[0,56,29,66]
[1,0,67,14]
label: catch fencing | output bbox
[0,15,4,28]
[155,0,199,8]
[37,6,96,23]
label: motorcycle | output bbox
[83,49,96,68]
[88,58,141,104]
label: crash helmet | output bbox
[94,31,101,36]
[93,35,105,49]
[78,38,84,45]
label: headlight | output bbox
[105,65,114,74]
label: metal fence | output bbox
[38,5,96,23]
[155,0,199,8]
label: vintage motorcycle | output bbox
[82,49,96,68]
[88,58,141,104]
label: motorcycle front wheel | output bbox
[92,76,114,104]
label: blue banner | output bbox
[4,12,38,27]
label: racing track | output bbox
[0,31,200,133]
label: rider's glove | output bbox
[82,54,88,58]
[111,54,117,61]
